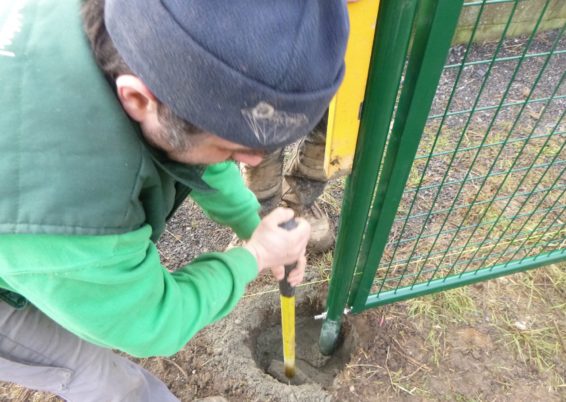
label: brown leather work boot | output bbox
[289,201,334,253]
[280,116,333,252]
[241,148,284,215]
[226,201,334,253]
[287,121,327,182]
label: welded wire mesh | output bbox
[371,0,565,295]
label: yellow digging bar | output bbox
[278,219,299,378]
[279,292,296,378]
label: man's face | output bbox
[141,113,265,166]
[115,75,265,166]
[165,133,266,166]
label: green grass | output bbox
[489,266,566,375]
[406,286,477,325]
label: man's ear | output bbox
[115,75,158,123]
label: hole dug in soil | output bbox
[250,300,356,388]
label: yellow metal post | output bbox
[324,0,381,178]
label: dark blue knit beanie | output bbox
[105,0,349,150]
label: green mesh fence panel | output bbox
[320,0,565,353]
[370,0,565,305]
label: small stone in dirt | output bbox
[267,360,311,385]
[194,397,228,402]
[234,319,241,325]
[303,343,331,368]
[514,321,528,331]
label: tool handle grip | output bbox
[278,219,298,298]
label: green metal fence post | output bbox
[318,0,419,356]
[350,0,465,313]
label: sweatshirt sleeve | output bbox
[0,225,258,357]
[190,161,261,240]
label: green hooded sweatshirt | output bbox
[0,0,261,357]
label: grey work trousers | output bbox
[0,302,179,401]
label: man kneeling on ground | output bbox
[0,0,349,400]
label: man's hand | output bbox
[244,208,310,287]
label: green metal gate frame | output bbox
[320,0,566,354]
